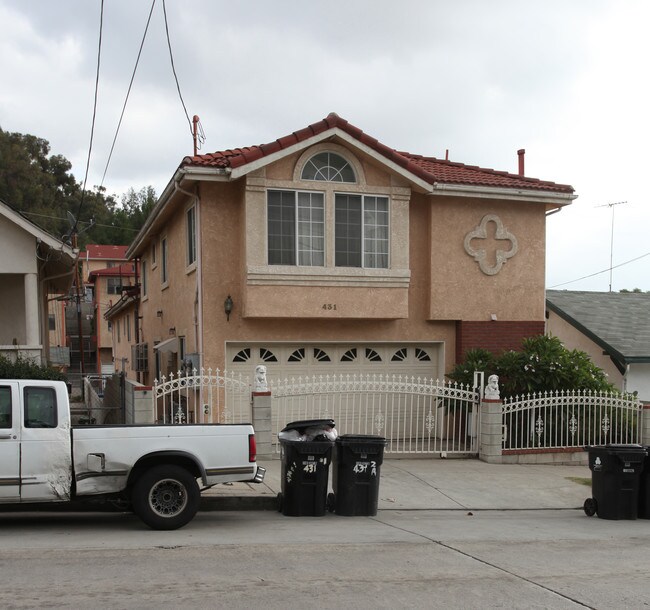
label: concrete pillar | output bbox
[642,403,650,446]
[251,391,273,459]
[479,398,504,463]
[24,273,40,348]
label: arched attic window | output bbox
[301,152,356,183]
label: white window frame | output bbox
[267,189,325,267]
[334,192,390,269]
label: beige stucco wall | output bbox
[427,196,546,321]
[138,192,200,382]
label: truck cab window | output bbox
[0,386,11,428]
[24,387,57,428]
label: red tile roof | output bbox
[182,113,573,194]
[83,245,129,259]
[88,262,136,278]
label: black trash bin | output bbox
[329,434,387,516]
[277,419,335,517]
[583,444,647,520]
[639,446,650,520]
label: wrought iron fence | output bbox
[271,374,480,455]
[153,368,251,424]
[502,389,643,451]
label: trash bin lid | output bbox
[281,418,336,433]
[337,434,386,444]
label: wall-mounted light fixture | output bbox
[156,310,163,318]
[169,327,176,335]
[224,295,233,321]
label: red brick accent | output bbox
[456,320,545,361]
[503,447,585,455]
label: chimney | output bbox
[517,149,525,176]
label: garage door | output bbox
[226,343,443,381]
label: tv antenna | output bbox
[595,200,627,292]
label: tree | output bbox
[448,335,615,397]
[0,127,157,247]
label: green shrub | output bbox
[0,355,67,381]
[448,335,615,398]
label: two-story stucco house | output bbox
[125,113,575,385]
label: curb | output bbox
[200,495,278,512]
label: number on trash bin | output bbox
[303,463,317,473]
[353,461,378,476]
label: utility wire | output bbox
[162,0,193,135]
[549,250,650,288]
[20,211,140,232]
[100,0,157,189]
[72,0,104,235]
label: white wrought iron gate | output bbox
[152,368,251,424]
[271,374,480,455]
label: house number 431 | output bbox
[322,304,337,311]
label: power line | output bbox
[20,211,140,232]
[549,250,650,288]
[100,0,157,190]
[162,0,193,135]
[72,0,105,235]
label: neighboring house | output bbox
[81,244,129,281]
[104,289,141,377]
[60,245,130,376]
[546,290,650,402]
[88,262,136,374]
[126,113,576,385]
[0,198,77,365]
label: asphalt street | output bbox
[1,507,649,609]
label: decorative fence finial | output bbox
[485,374,500,399]
[253,364,268,392]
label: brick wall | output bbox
[456,321,545,361]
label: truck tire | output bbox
[132,465,200,530]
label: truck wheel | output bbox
[132,465,200,530]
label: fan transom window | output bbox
[301,152,356,183]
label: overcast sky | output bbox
[1,0,648,292]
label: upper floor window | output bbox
[107,277,122,295]
[301,152,355,183]
[186,206,196,266]
[141,260,148,297]
[335,194,389,268]
[268,190,324,266]
[151,242,157,267]
[161,237,168,284]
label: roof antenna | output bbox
[595,200,628,292]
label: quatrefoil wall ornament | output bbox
[463,214,518,276]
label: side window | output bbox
[0,386,11,428]
[24,387,57,429]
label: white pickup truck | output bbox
[0,380,265,529]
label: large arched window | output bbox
[301,152,356,183]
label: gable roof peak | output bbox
[180,113,574,194]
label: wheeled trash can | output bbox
[329,434,387,516]
[277,419,335,517]
[639,446,650,519]
[583,444,647,520]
